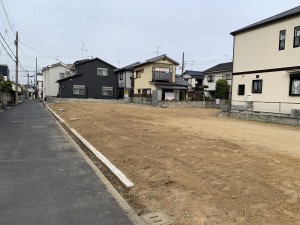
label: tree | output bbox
[215,79,230,99]
[0,75,12,93]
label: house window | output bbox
[59,73,65,79]
[102,86,113,96]
[252,80,263,93]
[142,89,151,96]
[225,74,231,80]
[73,85,85,95]
[138,89,141,94]
[289,74,300,96]
[120,72,123,80]
[136,69,143,78]
[97,68,108,76]
[238,84,245,95]
[294,27,300,48]
[207,75,214,82]
[279,30,286,50]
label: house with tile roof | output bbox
[203,62,233,99]
[183,70,204,99]
[230,6,300,114]
[114,62,140,99]
[133,54,189,101]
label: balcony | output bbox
[152,71,172,82]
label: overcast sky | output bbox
[0,0,299,84]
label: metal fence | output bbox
[231,100,300,117]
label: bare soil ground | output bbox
[49,102,300,225]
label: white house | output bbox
[42,62,68,100]
[114,62,140,99]
[230,6,300,115]
[36,73,43,99]
[203,62,233,99]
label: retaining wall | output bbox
[230,111,300,126]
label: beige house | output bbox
[231,6,300,115]
[133,54,188,101]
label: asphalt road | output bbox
[0,100,134,225]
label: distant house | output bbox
[203,62,233,99]
[42,62,68,100]
[133,54,188,101]
[230,6,300,114]
[36,73,43,99]
[57,58,118,99]
[114,62,140,99]
[0,65,10,81]
[183,70,204,98]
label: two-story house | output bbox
[42,62,68,100]
[57,58,118,99]
[203,62,233,99]
[231,6,300,114]
[133,54,188,101]
[114,62,140,99]
[183,70,204,98]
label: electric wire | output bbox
[0,32,15,57]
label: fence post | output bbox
[279,102,281,117]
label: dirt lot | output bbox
[49,102,300,225]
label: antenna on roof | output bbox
[81,43,88,59]
[155,45,161,56]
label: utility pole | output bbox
[15,31,18,104]
[35,57,37,99]
[181,52,185,75]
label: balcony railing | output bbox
[152,72,172,82]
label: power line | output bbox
[0,0,15,35]
[4,0,15,30]
[0,36,14,62]
[0,32,15,56]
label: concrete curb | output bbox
[49,107,146,225]
[44,104,134,189]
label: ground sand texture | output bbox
[49,102,300,225]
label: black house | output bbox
[57,58,118,99]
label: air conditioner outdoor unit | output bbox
[291,109,300,118]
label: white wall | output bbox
[233,16,300,73]
[232,71,300,114]
[43,65,66,98]
[118,70,133,89]
[232,15,300,114]
[203,72,232,98]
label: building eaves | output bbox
[184,70,204,77]
[42,62,67,72]
[114,62,140,72]
[74,58,117,69]
[152,77,189,87]
[203,62,233,74]
[135,54,180,68]
[231,6,300,35]
[56,74,82,83]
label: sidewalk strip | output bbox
[45,104,134,189]
[70,128,134,189]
